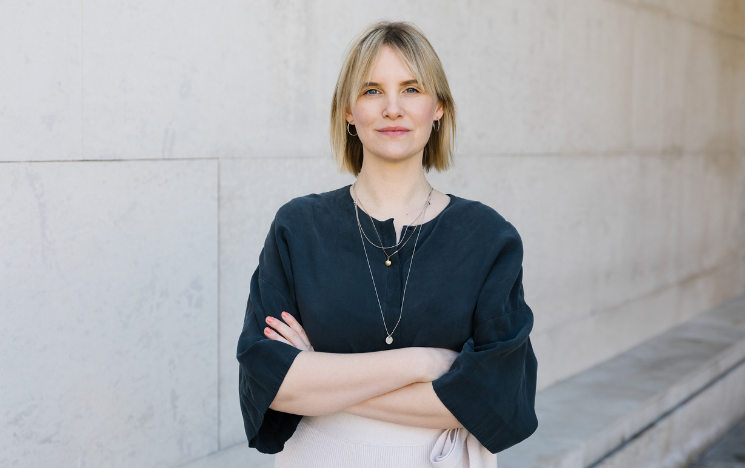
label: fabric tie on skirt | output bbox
[430,427,493,468]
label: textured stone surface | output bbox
[593,356,745,468]
[0,1,81,161]
[736,43,745,153]
[690,415,745,468]
[0,161,218,467]
[499,294,745,468]
[681,26,734,154]
[631,11,666,152]
[439,0,566,155]
[562,0,635,152]
[670,0,745,41]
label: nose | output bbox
[382,93,404,119]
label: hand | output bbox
[264,311,315,352]
[421,348,459,382]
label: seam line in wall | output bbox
[217,158,222,449]
[80,0,84,160]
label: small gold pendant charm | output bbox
[385,336,393,345]
[385,259,392,267]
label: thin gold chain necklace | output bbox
[352,182,431,250]
[352,182,433,266]
[354,191,430,345]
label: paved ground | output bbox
[689,416,745,467]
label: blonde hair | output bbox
[330,21,456,177]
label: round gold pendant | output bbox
[385,336,393,345]
[385,259,392,267]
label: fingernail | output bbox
[266,317,273,323]
[282,312,289,318]
[264,327,272,334]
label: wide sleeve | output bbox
[431,223,538,454]
[237,214,304,454]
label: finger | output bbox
[264,326,292,346]
[265,316,305,349]
[280,311,312,348]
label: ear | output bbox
[435,101,444,121]
[345,107,355,126]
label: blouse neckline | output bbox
[344,183,457,229]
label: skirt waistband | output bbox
[289,411,496,468]
[301,411,444,446]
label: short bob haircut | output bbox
[330,21,456,177]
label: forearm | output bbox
[344,382,463,429]
[270,347,427,416]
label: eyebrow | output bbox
[362,79,419,87]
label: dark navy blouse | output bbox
[237,184,538,454]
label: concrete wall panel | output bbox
[435,0,566,155]
[0,160,218,467]
[683,28,741,152]
[631,11,666,152]
[562,0,635,152]
[661,16,690,152]
[0,1,81,161]
[669,0,745,41]
[735,43,745,153]
[81,1,273,160]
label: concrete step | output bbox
[500,294,745,468]
[688,414,745,467]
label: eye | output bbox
[404,87,420,93]
[363,89,380,95]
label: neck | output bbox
[353,149,431,213]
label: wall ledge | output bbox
[500,293,745,467]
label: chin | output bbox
[368,145,422,162]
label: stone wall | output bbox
[1,1,744,466]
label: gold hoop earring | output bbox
[433,119,440,131]
[347,122,357,137]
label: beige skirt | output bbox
[274,411,497,468]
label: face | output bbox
[346,45,444,166]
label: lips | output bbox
[378,126,410,137]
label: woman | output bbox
[237,21,537,468]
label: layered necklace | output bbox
[352,182,433,345]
